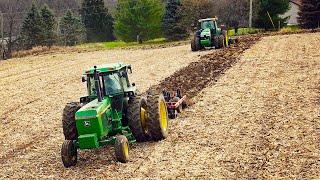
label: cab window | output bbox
[201,21,215,29]
[103,73,122,95]
[88,76,97,96]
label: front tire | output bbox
[61,140,77,168]
[62,102,81,140]
[191,36,201,51]
[115,135,129,163]
[147,94,169,141]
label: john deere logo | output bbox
[84,121,91,127]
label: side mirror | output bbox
[121,71,128,78]
[82,76,87,82]
[127,66,133,74]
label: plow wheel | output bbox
[62,102,82,140]
[127,95,149,142]
[171,97,182,113]
[147,94,169,141]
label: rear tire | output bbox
[127,96,149,142]
[215,35,225,49]
[61,140,77,168]
[214,36,220,49]
[62,102,81,140]
[214,33,225,49]
[115,135,129,163]
[147,94,169,141]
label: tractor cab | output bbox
[79,63,136,118]
[191,17,228,51]
[198,18,218,31]
[80,63,136,104]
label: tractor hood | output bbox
[76,98,111,120]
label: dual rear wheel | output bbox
[127,94,169,142]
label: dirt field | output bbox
[1,32,320,179]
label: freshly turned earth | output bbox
[0,32,319,179]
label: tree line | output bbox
[1,0,319,59]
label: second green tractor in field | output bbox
[61,63,168,167]
[191,18,229,51]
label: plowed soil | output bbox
[147,35,262,101]
[1,32,320,179]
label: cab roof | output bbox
[84,62,128,74]
[198,18,218,22]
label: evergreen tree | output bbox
[80,0,114,42]
[115,0,164,43]
[21,3,42,49]
[60,10,86,46]
[255,0,290,30]
[40,4,56,47]
[162,0,187,41]
[298,0,320,29]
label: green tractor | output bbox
[61,63,168,167]
[191,18,229,51]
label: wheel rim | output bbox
[140,107,148,132]
[123,141,129,158]
[159,100,168,131]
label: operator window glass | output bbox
[121,70,128,88]
[104,74,122,95]
[202,21,215,29]
[88,76,97,96]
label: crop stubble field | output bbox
[0,32,319,179]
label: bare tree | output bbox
[180,0,254,33]
[217,0,249,28]
[181,0,216,32]
[0,0,80,59]
[0,0,28,59]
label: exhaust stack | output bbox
[93,66,103,102]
